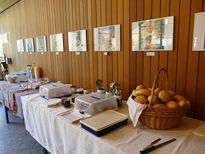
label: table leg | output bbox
[4,106,9,123]
[42,147,48,154]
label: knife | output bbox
[140,138,176,154]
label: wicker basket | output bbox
[139,68,190,130]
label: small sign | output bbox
[76,52,80,55]
[146,52,155,56]
[104,52,108,56]
[41,52,44,55]
[56,52,59,55]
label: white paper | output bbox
[60,110,83,123]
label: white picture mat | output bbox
[68,30,87,51]
[193,12,205,51]
[17,39,24,52]
[25,38,34,52]
[132,16,174,51]
[0,33,8,43]
[94,24,121,51]
[36,36,47,52]
[50,33,64,52]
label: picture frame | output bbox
[193,12,205,51]
[25,38,34,52]
[36,36,47,52]
[68,30,87,51]
[17,39,24,52]
[132,16,174,51]
[0,33,8,44]
[94,24,121,51]
[50,33,64,52]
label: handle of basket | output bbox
[149,68,169,106]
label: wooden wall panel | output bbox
[129,0,137,91]
[195,0,205,120]
[1,0,205,120]
[186,0,202,116]
[143,0,152,87]
[150,0,160,87]
[112,0,118,83]
[136,0,144,86]
[159,0,169,89]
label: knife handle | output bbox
[140,146,156,154]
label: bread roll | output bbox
[136,85,146,90]
[134,95,148,104]
[168,90,175,96]
[179,100,187,107]
[154,88,161,96]
[152,104,166,109]
[132,90,138,97]
[148,95,160,104]
[158,90,172,102]
[174,95,187,102]
[166,101,179,109]
[135,89,151,96]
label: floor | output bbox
[0,103,42,154]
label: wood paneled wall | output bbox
[0,0,205,120]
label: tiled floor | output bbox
[0,103,42,154]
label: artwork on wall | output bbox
[132,16,174,51]
[0,33,8,44]
[36,36,47,52]
[193,12,205,51]
[50,33,64,52]
[68,30,87,51]
[94,24,120,51]
[0,44,3,57]
[17,39,24,52]
[25,38,34,52]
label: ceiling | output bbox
[0,0,20,14]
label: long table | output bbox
[21,93,205,154]
[0,81,40,123]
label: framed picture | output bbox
[0,44,3,57]
[132,16,174,51]
[25,38,34,52]
[17,39,24,52]
[0,33,8,44]
[193,12,205,51]
[94,24,120,51]
[36,36,47,52]
[68,30,87,51]
[50,33,64,52]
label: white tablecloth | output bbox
[21,93,205,154]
